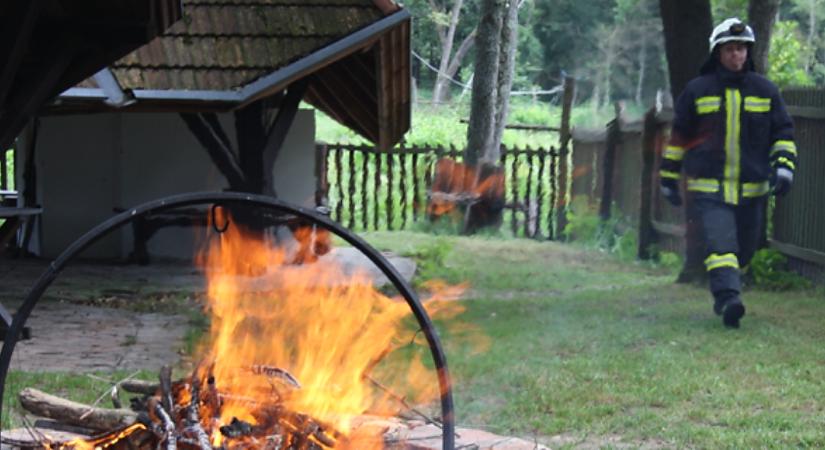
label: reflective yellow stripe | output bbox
[664,145,685,161]
[744,96,771,112]
[660,170,681,180]
[773,156,796,170]
[770,140,797,157]
[687,178,719,193]
[705,253,740,271]
[724,89,742,204]
[686,179,769,197]
[742,181,770,197]
[696,96,721,114]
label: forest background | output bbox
[316,0,824,147]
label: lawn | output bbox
[3,231,824,448]
[359,231,825,448]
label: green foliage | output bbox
[562,197,637,261]
[657,250,684,273]
[767,21,814,88]
[748,248,811,291]
[3,148,12,191]
[562,197,601,242]
[711,0,748,21]
[402,237,455,282]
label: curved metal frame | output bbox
[0,191,455,449]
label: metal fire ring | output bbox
[0,191,455,449]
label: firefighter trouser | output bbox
[691,194,766,302]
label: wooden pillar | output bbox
[637,108,658,260]
[555,76,575,238]
[600,103,623,222]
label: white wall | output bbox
[36,114,121,259]
[34,109,316,259]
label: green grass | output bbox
[359,231,825,448]
[2,370,158,429]
[311,96,630,150]
[5,231,822,447]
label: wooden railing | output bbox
[317,142,561,239]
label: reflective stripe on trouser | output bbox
[691,195,766,301]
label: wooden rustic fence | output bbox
[571,89,825,283]
[316,143,562,239]
[771,88,825,281]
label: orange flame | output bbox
[428,159,504,218]
[190,211,462,448]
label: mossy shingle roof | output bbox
[93,0,386,91]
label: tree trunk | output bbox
[464,0,502,167]
[635,36,647,105]
[659,0,712,100]
[432,0,465,104]
[805,1,816,72]
[659,0,712,284]
[463,0,518,234]
[490,0,519,162]
[747,0,780,75]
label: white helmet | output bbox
[709,18,755,52]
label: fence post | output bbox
[637,108,658,260]
[555,76,575,238]
[600,102,624,222]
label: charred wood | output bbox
[153,400,177,450]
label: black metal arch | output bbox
[0,191,455,449]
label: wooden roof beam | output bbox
[0,1,46,113]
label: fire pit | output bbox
[0,192,455,450]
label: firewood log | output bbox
[119,379,159,395]
[18,388,138,432]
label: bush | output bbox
[403,237,454,283]
[748,248,811,291]
[563,197,638,260]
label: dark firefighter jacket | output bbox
[659,58,797,205]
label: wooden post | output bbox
[412,151,420,224]
[335,147,344,223]
[536,150,546,239]
[510,151,518,235]
[386,151,394,230]
[600,102,624,222]
[637,108,658,260]
[361,146,369,230]
[399,143,408,229]
[374,149,382,231]
[547,148,557,240]
[525,148,534,237]
[555,76,575,238]
[348,148,356,229]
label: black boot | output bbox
[721,297,745,329]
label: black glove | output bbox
[660,178,682,206]
[771,168,793,196]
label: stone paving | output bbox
[0,248,416,373]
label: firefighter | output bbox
[658,18,797,328]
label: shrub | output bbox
[748,248,811,291]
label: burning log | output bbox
[184,382,214,450]
[18,388,138,432]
